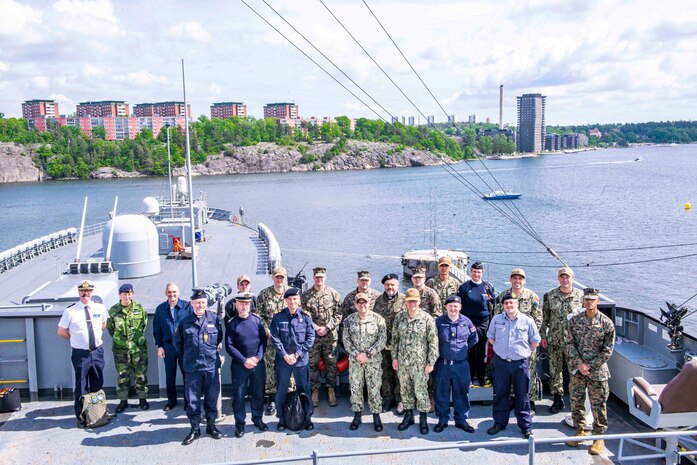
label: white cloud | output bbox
[0,0,42,43]
[52,0,120,37]
[0,62,8,73]
[114,70,168,87]
[30,76,50,89]
[167,22,211,43]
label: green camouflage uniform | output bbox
[373,292,405,403]
[494,287,542,399]
[107,300,148,400]
[342,311,386,414]
[565,310,615,433]
[341,287,380,318]
[425,276,461,314]
[392,309,439,412]
[302,285,342,389]
[417,286,442,317]
[540,287,584,395]
[257,284,295,395]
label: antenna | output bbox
[105,196,118,261]
[182,59,198,288]
[74,197,88,263]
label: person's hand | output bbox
[540,338,548,349]
[424,365,434,375]
[284,354,297,365]
[578,363,590,376]
[158,347,165,359]
[392,360,399,370]
[356,353,369,364]
[244,357,258,369]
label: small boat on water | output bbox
[482,189,522,200]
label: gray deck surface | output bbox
[0,392,660,465]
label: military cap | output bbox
[412,267,426,278]
[405,288,421,302]
[234,292,255,302]
[381,273,399,284]
[313,267,326,277]
[118,283,134,294]
[583,288,600,300]
[357,271,371,280]
[354,292,369,303]
[510,268,526,278]
[237,274,251,284]
[284,287,301,299]
[444,295,461,305]
[77,280,95,291]
[501,292,516,303]
[438,256,452,266]
[272,266,287,277]
[471,261,484,270]
[558,266,574,277]
[190,289,207,301]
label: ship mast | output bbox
[182,59,198,289]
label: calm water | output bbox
[2,145,697,329]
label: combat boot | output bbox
[398,409,414,431]
[373,414,383,432]
[550,395,565,414]
[182,427,201,445]
[115,400,129,413]
[589,439,604,455]
[327,387,338,407]
[419,412,429,434]
[566,429,588,447]
[311,389,320,407]
[349,412,361,430]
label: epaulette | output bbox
[67,303,76,308]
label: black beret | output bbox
[501,292,515,303]
[190,289,207,300]
[381,273,399,284]
[444,295,461,305]
[283,287,301,299]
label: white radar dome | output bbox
[176,176,188,196]
[142,197,160,217]
[102,214,161,278]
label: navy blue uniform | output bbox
[457,280,496,385]
[225,313,267,427]
[174,310,222,427]
[153,298,190,405]
[434,314,478,424]
[269,308,315,420]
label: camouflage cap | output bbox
[77,280,95,291]
[354,292,369,303]
[412,267,426,278]
[313,267,326,277]
[272,266,287,277]
[405,288,421,302]
[357,271,371,280]
[558,266,574,277]
[510,268,526,278]
[237,274,251,284]
[234,292,255,302]
[583,288,600,300]
[438,256,452,266]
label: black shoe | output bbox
[398,409,414,431]
[419,412,429,435]
[373,414,383,432]
[487,424,505,435]
[434,422,447,433]
[139,398,150,410]
[182,427,201,445]
[254,420,269,432]
[350,412,362,431]
[277,421,286,432]
[235,426,245,438]
[206,424,223,439]
[550,395,565,414]
[455,421,475,433]
[76,419,87,429]
[265,401,276,416]
[522,429,533,439]
[530,401,536,412]
[305,421,314,431]
[115,400,129,413]
[163,402,176,411]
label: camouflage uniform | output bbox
[417,286,442,318]
[392,309,439,412]
[494,287,542,399]
[425,276,461,315]
[565,310,615,433]
[257,284,295,395]
[107,300,148,400]
[302,285,342,388]
[342,311,386,414]
[373,292,405,403]
[341,287,380,318]
[540,287,584,396]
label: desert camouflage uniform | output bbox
[565,310,615,433]
[107,300,148,400]
[302,285,342,389]
[392,309,439,412]
[425,276,461,314]
[417,286,443,318]
[373,292,406,403]
[257,284,295,394]
[494,287,542,399]
[540,287,584,395]
[341,287,380,318]
[342,311,386,414]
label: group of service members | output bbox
[57,260,615,455]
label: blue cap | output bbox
[283,287,301,299]
[118,283,134,294]
[190,289,207,300]
[444,295,461,305]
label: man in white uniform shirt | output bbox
[57,280,109,428]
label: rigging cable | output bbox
[460,241,697,254]
[473,251,697,268]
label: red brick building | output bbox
[133,101,191,118]
[76,100,129,117]
[263,102,298,119]
[210,102,247,119]
[22,99,59,119]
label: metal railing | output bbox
[206,430,697,465]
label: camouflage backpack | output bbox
[80,389,112,428]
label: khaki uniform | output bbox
[302,285,342,388]
[417,286,442,318]
[425,276,461,314]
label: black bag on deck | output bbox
[283,391,312,431]
[0,388,21,412]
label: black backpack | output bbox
[283,391,312,431]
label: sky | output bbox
[1,0,696,125]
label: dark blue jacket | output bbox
[435,314,478,362]
[174,310,222,373]
[457,280,496,322]
[269,308,315,367]
[225,313,266,365]
[153,298,190,347]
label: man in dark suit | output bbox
[153,282,190,410]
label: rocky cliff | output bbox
[0,143,42,183]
